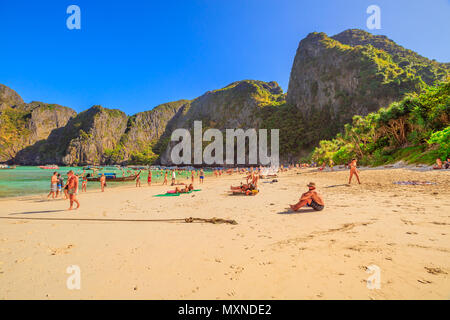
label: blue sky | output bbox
[0,0,449,115]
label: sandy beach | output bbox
[0,168,449,299]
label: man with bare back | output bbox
[290,182,324,211]
[67,170,80,210]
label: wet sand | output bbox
[0,168,449,299]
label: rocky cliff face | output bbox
[61,106,128,165]
[0,84,24,110]
[1,29,448,165]
[158,80,285,164]
[286,30,448,148]
[0,95,76,162]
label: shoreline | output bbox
[0,163,443,201]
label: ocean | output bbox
[0,167,201,198]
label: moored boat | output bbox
[0,164,16,169]
[39,165,59,170]
[86,173,138,182]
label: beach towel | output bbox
[153,189,201,197]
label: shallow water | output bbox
[0,167,201,198]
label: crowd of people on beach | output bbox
[44,154,448,212]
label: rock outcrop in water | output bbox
[1,29,448,165]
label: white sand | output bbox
[0,168,449,299]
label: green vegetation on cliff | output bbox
[311,81,450,166]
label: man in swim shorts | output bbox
[199,169,204,184]
[67,170,80,210]
[56,173,63,197]
[290,182,324,211]
[147,170,152,186]
[47,171,58,199]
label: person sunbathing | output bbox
[173,183,194,194]
[290,182,324,211]
[230,183,250,192]
[433,158,443,169]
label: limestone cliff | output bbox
[1,29,448,165]
[286,30,448,149]
[0,92,76,162]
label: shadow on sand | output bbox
[324,184,350,188]
[277,208,317,214]
[8,210,65,215]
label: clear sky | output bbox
[0,0,449,114]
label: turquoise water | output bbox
[0,167,199,198]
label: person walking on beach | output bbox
[191,170,195,184]
[290,182,324,211]
[163,171,168,185]
[147,170,152,186]
[348,159,361,184]
[136,170,142,187]
[57,173,65,198]
[67,170,80,210]
[199,169,204,184]
[81,170,88,192]
[171,170,176,185]
[100,173,106,192]
[47,172,58,199]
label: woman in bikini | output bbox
[81,170,88,192]
[348,158,361,184]
[147,170,152,186]
[136,170,141,187]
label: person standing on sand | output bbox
[199,168,204,184]
[136,170,142,187]
[191,170,195,184]
[67,170,80,210]
[290,182,324,211]
[433,158,443,169]
[56,173,64,198]
[162,171,168,185]
[100,173,106,192]
[329,159,334,171]
[348,158,361,184]
[147,170,152,186]
[47,172,58,199]
[81,170,88,192]
[171,170,176,185]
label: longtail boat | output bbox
[39,165,59,169]
[86,174,138,182]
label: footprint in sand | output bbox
[425,267,447,275]
[49,244,74,255]
[417,279,432,284]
